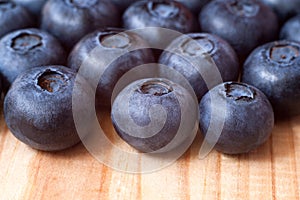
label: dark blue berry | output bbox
[4,65,92,151]
[199,82,274,154]
[111,78,196,152]
[199,0,279,62]
[280,14,300,43]
[242,40,300,118]
[0,1,34,38]
[0,28,67,91]
[41,0,121,50]
[260,0,300,23]
[159,33,239,100]
[123,0,197,33]
[12,0,47,18]
[68,28,154,106]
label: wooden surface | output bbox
[0,108,299,200]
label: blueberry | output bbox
[199,0,279,62]
[12,0,47,18]
[68,28,154,106]
[123,0,197,33]
[4,65,92,151]
[260,0,300,23]
[0,28,67,91]
[242,40,300,118]
[0,1,34,38]
[199,82,274,154]
[159,33,239,100]
[111,78,196,152]
[280,15,300,43]
[41,0,121,50]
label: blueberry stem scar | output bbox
[270,44,299,64]
[138,80,173,96]
[224,82,256,101]
[37,70,67,93]
[228,0,259,17]
[11,33,42,51]
[100,33,131,49]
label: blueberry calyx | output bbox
[224,82,256,101]
[147,1,179,18]
[269,44,299,64]
[181,37,215,56]
[99,32,131,49]
[66,0,97,8]
[138,80,173,96]
[11,33,42,52]
[227,0,259,17]
[37,70,68,93]
[0,2,15,11]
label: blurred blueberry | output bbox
[280,15,300,43]
[0,28,67,91]
[260,0,300,23]
[199,0,279,62]
[123,0,198,33]
[0,1,34,38]
[41,0,121,50]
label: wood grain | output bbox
[0,110,299,200]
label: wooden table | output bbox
[0,108,299,200]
